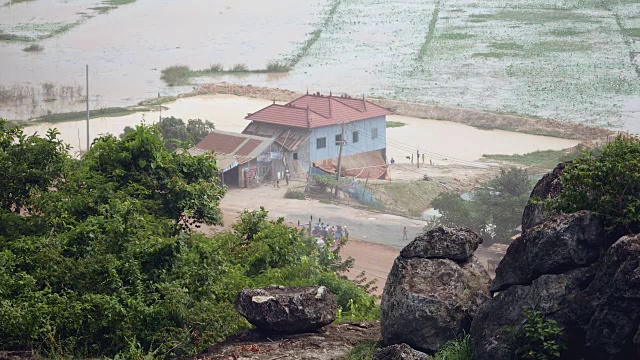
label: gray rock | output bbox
[373,343,431,360]
[492,211,607,293]
[381,255,490,353]
[471,234,640,360]
[521,161,569,235]
[401,226,483,261]
[234,286,336,334]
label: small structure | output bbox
[189,129,282,188]
[243,92,392,179]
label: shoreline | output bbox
[17,82,615,143]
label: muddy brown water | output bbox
[23,94,580,159]
[0,0,322,119]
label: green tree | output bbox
[186,118,215,144]
[430,167,533,244]
[0,123,376,359]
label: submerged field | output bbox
[1,0,639,133]
[199,0,640,132]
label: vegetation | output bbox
[287,0,342,67]
[385,121,406,128]
[121,116,215,150]
[545,136,640,232]
[483,148,581,172]
[285,188,306,200]
[266,61,292,72]
[344,336,472,360]
[231,63,249,72]
[433,335,473,360]
[429,167,533,244]
[22,43,43,52]
[160,65,191,86]
[514,310,565,360]
[368,180,441,218]
[0,120,376,358]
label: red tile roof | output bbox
[245,94,391,129]
[242,122,309,151]
[192,130,274,164]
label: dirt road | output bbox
[215,182,499,296]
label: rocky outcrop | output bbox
[373,343,431,360]
[400,226,482,261]
[521,161,569,235]
[471,230,640,360]
[381,227,491,353]
[492,211,607,293]
[234,286,336,334]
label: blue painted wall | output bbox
[309,115,386,162]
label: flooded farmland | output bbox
[1,0,639,133]
[22,94,580,159]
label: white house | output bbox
[243,92,392,179]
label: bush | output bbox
[266,61,292,72]
[514,310,565,360]
[545,136,640,232]
[22,44,44,52]
[208,63,224,72]
[285,188,306,200]
[231,63,249,72]
[160,65,191,86]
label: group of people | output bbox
[312,223,349,247]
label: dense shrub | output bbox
[514,310,565,360]
[546,135,640,232]
[160,65,191,86]
[0,122,375,358]
[285,188,306,200]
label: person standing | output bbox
[285,169,290,186]
[403,227,408,240]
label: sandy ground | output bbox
[210,182,499,296]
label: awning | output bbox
[217,156,239,173]
[313,150,389,180]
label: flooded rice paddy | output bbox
[23,94,580,160]
[1,0,639,133]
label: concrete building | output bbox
[243,92,392,179]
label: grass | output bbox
[417,0,440,62]
[489,42,524,51]
[343,336,473,360]
[0,31,33,42]
[137,96,177,107]
[531,40,592,53]
[367,180,441,218]
[547,28,587,37]
[33,107,139,123]
[342,340,378,360]
[287,0,342,67]
[624,28,640,37]
[482,149,576,170]
[208,63,224,72]
[470,10,599,24]
[438,32,475,40]
[473,52,511,59]
[22,43,43,52]
[386,121,406,128]
[266,61,292,72]
[162,60,292,85]
[284,189,306,200]
[230,63,249,72]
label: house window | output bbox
[316,137,326,149]
[371,128,378,139]
[293,152,298,160]
[335,134,342,145]
[352,131,359,143]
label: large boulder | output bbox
[471,233,640,360]
[400,226,482,261]
[234,286,337,334]
[373,343,431,360]
[521,161,569,235]
[381,227,491,353]
[492,211,607,293]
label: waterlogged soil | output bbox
[22,94,579,159]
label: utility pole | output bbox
[86,64,90,152]
[334,123,345,197]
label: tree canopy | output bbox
[429,167,533,244]
[121,117,215,151]
[0,121,375,359]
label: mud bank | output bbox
[192,83,614,142]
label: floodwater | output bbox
[23,94,580,160]
[0,0,322,119]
